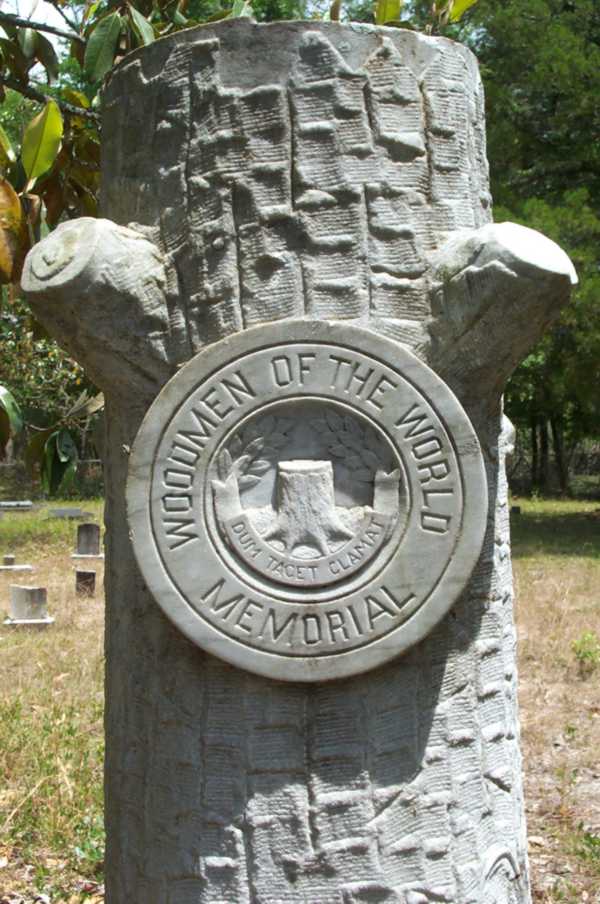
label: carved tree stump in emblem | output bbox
[21,19,576,904]
[265,460,353,556]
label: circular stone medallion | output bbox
[127,321,488,682]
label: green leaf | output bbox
[63,88,90,110]
[205,7,231,22]
[0,179,28,283]
[35,32,60,83]
[24,427,54,476]
[83,0,101,25]
[172,9,188,25]
[56,426,78,464]
[21,101,63,186]
[449,0,478,22]
[65,391,105,420]
[84,12,122,83]
[0,36,30,81]
[230,0,253,17]
[375,0,403,25]
[205,8,231,21]
[41,428,78,495]
[0,124,16,173]
[128,5,155,46]
[0,384,24,457]
[17,27,37,60]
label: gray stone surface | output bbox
[128,321,488,682]
[47,507,94,520]
[4,585,53,626]
[21,20,575,903]
[72,522,103,559]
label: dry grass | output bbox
[0,501,104,903]
[512,499,600,903]
[0,496,598,902]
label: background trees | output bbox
[0,0,598,494]
[471,0,600,494]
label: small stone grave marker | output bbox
[47,507,93,520]
[72,522,103,559]
[4,585,53,626]
[75,569,96,597]
[0,553,33,572]
[0,500,33,511]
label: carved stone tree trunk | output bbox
[22,21,575,904]
[268,461,353,555]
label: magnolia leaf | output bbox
[35,32,60,83]
[83,0,101,25]
[70,36,85,67]
[323,0,341,20]
[0,178,28,283]
[65,391,105,419]
[21,101,63,186]
[24,427,54,475]
[375,0,403,25]
[230,0,253,17]
[0,385,24,457]
[41,428,79,495]
[0,125,16,172]
[172,9,188,24]
[56,427,78,464]
[17,27,37,60]
[84,12,122,83]
[63,88,90,109]
[128,5,155,46]
[41,431,60,494]
[205,8,231,20]
[449,0,478,21]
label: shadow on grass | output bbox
[511,507,600,560]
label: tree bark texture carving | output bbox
[22,20,575,903]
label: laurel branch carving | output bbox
[216,415,295,491]
[309,410,390,483]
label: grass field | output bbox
[0,502,105,904]
[0,497,599,903]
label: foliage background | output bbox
[0,0,598,495]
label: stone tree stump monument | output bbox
[22,20,575,904]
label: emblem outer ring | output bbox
[127,321,488,683]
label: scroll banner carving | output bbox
[127,321,488,682]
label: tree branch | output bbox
[45,0,81,35]
[0,11,85,44]
[0,76,99,122]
